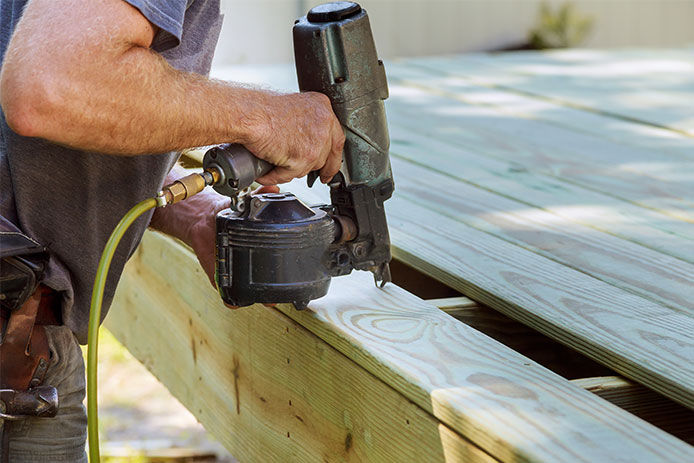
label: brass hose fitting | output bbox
[158,168,222,206]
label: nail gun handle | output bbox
[202,143,273,198]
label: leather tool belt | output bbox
[0,228,59,421]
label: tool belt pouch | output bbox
[0,224,57,419]
[0,229,48,313]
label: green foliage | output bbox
[529,2,594,49]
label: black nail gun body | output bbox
[202,2,394,309]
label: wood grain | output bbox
[278,268,693,462]
[386,125,694,263]
[107,232,499,463]
[283,173,694,409]
[380,195,694,409]
[209,63,694,261]
[112,232,693,463]
[215,61,694,221]
[389,156,694,315]
[386,59,694,159]
[286,169,694,410]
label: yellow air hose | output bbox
[86,169,219,461]
[86,197,157,462]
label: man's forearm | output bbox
[39,49,272,155]
[1,0,344,184]
[0,0,270,155]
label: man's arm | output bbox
[0,0,344,184]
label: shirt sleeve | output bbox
[122,0,188,52]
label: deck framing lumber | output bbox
[572,376,694,444]
[384,196,694,409]
[143,52,694,460]
[429,298,612,380]
[109,232,693,463]
[107,233,498,463]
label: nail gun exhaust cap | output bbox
[307,2,361,22]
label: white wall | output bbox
[211,0,694,67]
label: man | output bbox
[0,0,345,460]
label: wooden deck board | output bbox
[109,232,693,463]
[407,49,694,136]
[391,157,694,314]
[385,60,694,158]
[214,64,694,245]
[287,178,694,409]
[387,126,694,264]
[108,233,500,463]
[212,55,694,409]
[384,87,694,222]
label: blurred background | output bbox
[211,0,694,67]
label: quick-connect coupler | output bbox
[157,169,222,207]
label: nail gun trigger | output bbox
[307,171,319,188]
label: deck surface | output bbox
[111,49,694,462]
[214,48,694,409]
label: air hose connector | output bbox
[159,169,222,206]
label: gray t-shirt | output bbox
[0,0,223,343]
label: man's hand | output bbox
[247,92,345,185]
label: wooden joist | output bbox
[572,376,694,445]
[426,296,479,311]
[108,232,693,463]
[428,297,613,380]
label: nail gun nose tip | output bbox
[293,301,309,310]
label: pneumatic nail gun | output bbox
[200,1,394,309]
